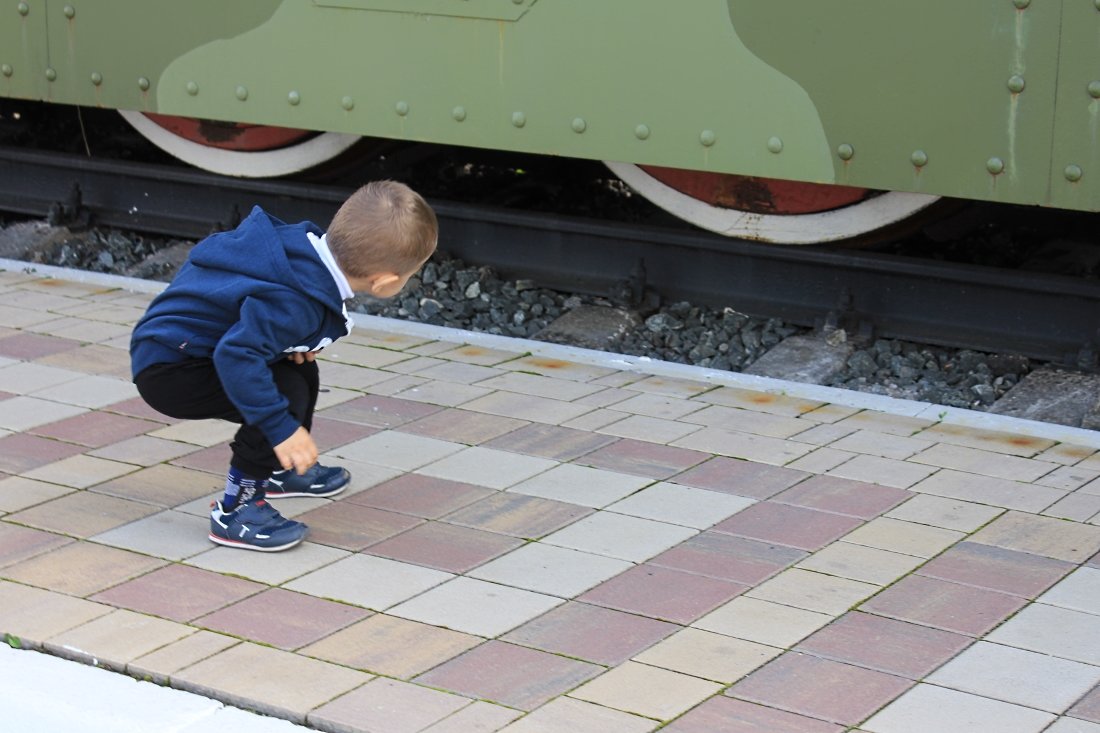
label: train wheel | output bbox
[604,161,940,244]
[118,111,362,178]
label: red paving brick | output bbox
[664,697,843,733]
[169,443,232,474]
[195,588,370,650]
[773,475,911,518]
[672,456,810,499]
[0,433,86,474]
[577,438,709,479]
[650,531,807,585]
[310,416,380,452]
[484,423,618,461]
[366,521,523,573]
[0,522,73,568]
[711,502,864,551]
[90,564,265,622]
[414,640,602,711]
[103,396,178,423]
[916,541,1075,598]
[580,564,747,624]
[319,395,442,428]
[795,611,972,679]
[502,601,678,665]
[442,492,592,539]
[345,473,494,518]
[293,502,423,551]
[30,411,160,449]
[860,574,1029,636]
[1070,684,1100,724]
[728,652,913,726]
[0,332,80,360]
[396,408,528,445]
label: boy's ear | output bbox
[368,273,400,293]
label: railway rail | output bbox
[0,145,1098,368]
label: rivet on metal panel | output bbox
[1007,75,1025,93]
[1088,81,1100,99]
[634,124,650,140]
[186,81,199,96]
[837,143,854,160]
[986,157,1005,175]
[699,130,716,147]
[63,5,74,18]
[45,68,57,82]
[1012,0,1030,8]
[452,106,467,121]
[767,136,783,154]
[235,85,248,100]
[1064,165,1083,182]
[571,117,587,133]
[341,96,355,111]
[911,150,928,167]
[1,65,12,77]
[138,77,151,91]
[395,101,409,116]
[16,3,28,16]
[287,90,300,105]
[91,72,103,86]
[512,111,526,128]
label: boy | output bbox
[131,181,438,551]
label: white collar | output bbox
[307,232,355,301]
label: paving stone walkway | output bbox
[1,268,1100,733]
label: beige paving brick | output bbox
[1037,465,1100,491]
[835,411,935,436]
[606,392,706,420]
[672,427,813,466]
[790,423,859,446]
[436,344,525,367]
[309,677,470,733]
[560,408,628,432]
[7,490,160,538]
[0,362,84,394]
[828,454,937,489]
[569,661,722,721]
[88,436,200,467]
[0,303,64,327]
[680,405,809,438]
[797,541,926,586]
[475,371,604,401]
[128,630,240,684]
[885,494,1004,532]
[321,341,416,369]
[45,608,194,670]
[23,455,139,489]
[697,387,823,417]
[830,430,935,460]
[0,476,74,513]
[0,396,86,431]
[0,580,112,645]
[501,697,657,733]
[842,517,964,558]
[693,596,833,648]
[384,355,447,374]
[33,319,133,346]
[91,509,211,561]
[1079,452,1100,471]
[148,419,239,447]
[1043,493,1100,522]
[299,614,481,679]
[909,470,1066,513]
[462,391,593,425]
[4,541,167,596]
[747,568,879,615]
[498,355,615,382]
[422,701,523,733]
[913,423,1055,457]
[317,362,392,391]
[30,374,138,408]
[1035,443,1098,467]
[597,415,701,444]
[392,380,493,407]
[573,386,636,408]
[971,511,1100,563]
[910,443,1056,483]
[174,641,372,723]
[785,447,856,474]
[629,375,715,398]
[862,683,1055,733]
[634,627,782,683]
[38,342,132,378]
[314,385,364,410]
[342,328,432,351]
[364,374,429,396]
[92,463,224,508]
[798,403,863,424]
[186,541,350,586]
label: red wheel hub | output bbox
[142,113,314,151]
[640,165,868,215]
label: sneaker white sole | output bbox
[208,533,305,552]
[264,484,347,499]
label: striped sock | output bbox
[222,468,269,510]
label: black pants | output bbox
[134,358,319,478]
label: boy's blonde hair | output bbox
[327,181,438,278]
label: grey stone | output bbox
[989,367,1100,428]
[744,334,853,384]
[533,305,641,350]
[0,221,72,259]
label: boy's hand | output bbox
[274,426,318,475]
[286,351,318,365]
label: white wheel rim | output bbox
[604,161,941,244]
[119,110,362,178]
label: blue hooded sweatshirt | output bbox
[130,206,353,447]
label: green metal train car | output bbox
[2,0,1097,243]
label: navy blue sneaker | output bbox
[209,497,308,551]
[266,463,350,498]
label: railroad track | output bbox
[1,145,1098,367]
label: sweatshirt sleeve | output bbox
[212,294,322,447]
